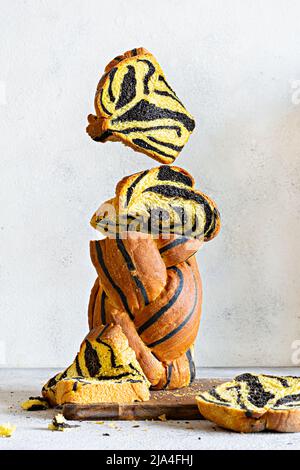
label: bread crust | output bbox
[89,225,202,389]
[265,408,300,433]
[106,307,165,386]
[196,398,267,433]
[196,379,300,433]
[157,234,203,267]
[90,232,167,314]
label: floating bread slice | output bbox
[42,324,150,405]
[90,244,201,364]
[91,165,220,240]
[196,373,300,433]
[87,47,195,164]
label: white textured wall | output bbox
[1,0,300,367]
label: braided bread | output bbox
[87,165,220,391]
[196,373,300,432]
[86,48,195,164]
[91,165,220,241]
[89,230,202,390]
[42,324,150,405]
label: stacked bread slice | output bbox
[91,165,220,241]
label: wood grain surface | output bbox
[63,378,224,421]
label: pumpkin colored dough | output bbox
[87,48,195,164]
[42,324,150,405]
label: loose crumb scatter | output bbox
[158,414,167,421]
[0,423,16,438]
[21,396,49,411]
[48,414,73,432]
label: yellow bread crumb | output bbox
[108,423,118,429]
[0,423,16,437]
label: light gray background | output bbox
[1,0,300,368]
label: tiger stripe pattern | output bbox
[89,233,167,318]
[88,230,202,390]
[91,165,221,241]
[42,324,150,405]
[197,373,300,413]
[87,47,195,164]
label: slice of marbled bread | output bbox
[196,373,300,433]
[87,48,195,164]
[42,324,150,405]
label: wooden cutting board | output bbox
[63,378,224,421]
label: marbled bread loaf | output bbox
[87,47,195,163]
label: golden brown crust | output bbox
[196,399,267,433]
[84,323,126,348]
[88,230,202,390]
[87,165,217,392]
[90,233,167,315]
[88,278,100,330]
[197,397,300,433]
[153,348,195,390]
[156,235,203,267]
[103,47,150,75]
[135,261,201,362]
[265,409,300,433]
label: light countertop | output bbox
[0,368,300,450]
